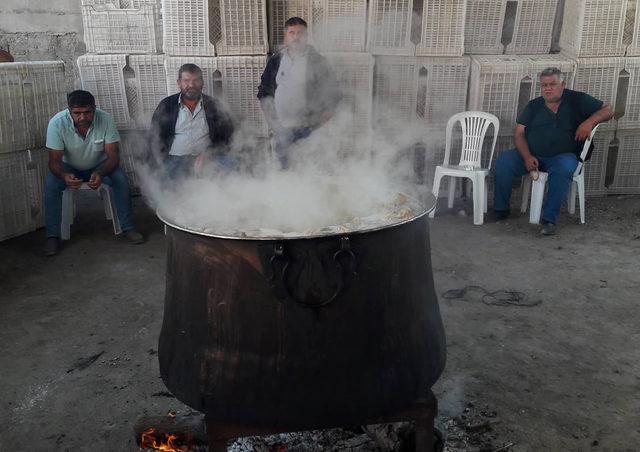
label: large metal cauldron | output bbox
[158,195,446,428]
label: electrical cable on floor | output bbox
[442,285,543,307]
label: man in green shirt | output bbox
[493,67,614,235]
[44,90,143,256]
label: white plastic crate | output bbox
[325,52,374,158]
[0,150,33,241]
[505,0,558,54]
[216,56,269,136]
[216,0,269,55]
[162,0,216,56]
[373,56,470,133]
[373,56,421,136]
[0,63,33,154]
[26,148,49,230]
[465,0,559,55]
[414,57,470,127]
[0,62,66,154]
[311,0,367,52]
[464,0,507,54]
[268,0,313,52]
[611,129,640,193]
[416,0,466,57]
[615,57,640,130]
[583,130,614,196]
[82,0,162,54]
[559,0,627,58]
[127,55,167,128]
[367,0,415,56]
[468,55,576,136]
[78,54,132,129]
[572,57,625,131]
[626,0,640,56]
[119,130,144,195]
[23,62,68,148]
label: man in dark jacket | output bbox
[149,63,235,180]
[257,16,342,169]
[493,67,613,235]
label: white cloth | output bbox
[274,50,308,128]
[169,96,213,156]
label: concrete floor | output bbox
[1,193,639,451]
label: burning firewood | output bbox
[134,412,207,451]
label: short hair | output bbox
[284,17,307,29]
[540,67,565,83]
[178,63,203,81]
[67,90,95,109]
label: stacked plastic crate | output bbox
[560,0,640,195]
[78,0,167,193]
[0,62,66,240]
[368,0,469,186]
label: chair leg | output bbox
[472,175,485,225]
[520,176,531,213]
[429,170,443,218]
[100,186,122,235]
[529,173,547,225]
[577,175,586,224]
[484,178,488,213]
[447,177,457,209]
[61,189,74,241]
[567,181,577,215]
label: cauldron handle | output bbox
[267,237,356,308]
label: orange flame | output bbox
[139,428,183,452]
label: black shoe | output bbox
[44,237,60,256]
[540,221,557,236]
[490,209,510,221]
[123,229,145,244]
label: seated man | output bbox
[149,63,235,181]
[44,90,143,256]
[493,67,613,235]
[257,16,342,169]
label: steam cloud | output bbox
[134,24,454,238]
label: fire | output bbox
[139,428,183,452]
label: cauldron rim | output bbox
[157,193,436,241]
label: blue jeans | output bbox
[164,155,196,181]
[493,149,578,224]
[163,154,240,186]
[274,127,312,169]
[44,163,134,238]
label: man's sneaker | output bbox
[540,221,557,236]
[123,230,145,244]
[44,237,60,257]
[490,209,510,222]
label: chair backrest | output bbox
[443,111,500,169]
[574,123,600,177]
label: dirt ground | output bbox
[1,193,639,452]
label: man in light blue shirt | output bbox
[43,90,143,256]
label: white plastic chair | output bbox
[520,124,600,225]
[429,111,500,225]
[61,183,121,240]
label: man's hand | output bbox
[88,172,102,190]
[63,173,83,190]
[194,153,208,177]
[524,155,539,172]
[575,120,594,141]
[320,111,333,125]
